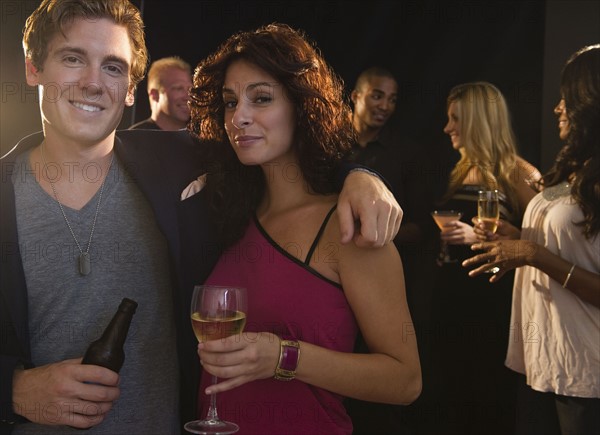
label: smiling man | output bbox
[129,56,192,131]
[351,66,398,150]
[0,1,184,434]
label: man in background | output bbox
[346,66,437,435]
[129,56,192,130]
[349,66,431,246]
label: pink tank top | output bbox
[200,206,358,435]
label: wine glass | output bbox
[185,285,247,435]
[477,190,500,273]
[431,210,463,265]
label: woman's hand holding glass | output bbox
[471,218,522,242]
[198,331,281,395]
[440,219,479,246]
[432,210,468,264]
[467,219,528,280]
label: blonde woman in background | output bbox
[427,82,541,435]
[441,82,541,231]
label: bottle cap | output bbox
[120,298,138,313]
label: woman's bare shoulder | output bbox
[510,156,542,190]
[515,156,542,180]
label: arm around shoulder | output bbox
[337,169,402,247]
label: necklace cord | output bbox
[39,144,115,257]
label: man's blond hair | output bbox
[147,56,191,91]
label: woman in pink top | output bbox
[187,23,421,434]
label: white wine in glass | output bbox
[185,285,247,435]
[431,210,463,264]
[477,190,500,273]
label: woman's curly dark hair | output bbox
[188,23,355,246]
[542,44,600,238]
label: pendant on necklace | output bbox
[79,252,91,276]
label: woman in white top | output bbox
[464,44,600,435]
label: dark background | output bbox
[1,0,599,176]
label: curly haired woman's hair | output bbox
[443,82,523,217]
[543,44,600,238]
[189,23,355,246]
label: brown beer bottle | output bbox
[82,298,138,373]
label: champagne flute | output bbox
[477,190,500,273]
[185,285,247,435]
[431,210,463,265]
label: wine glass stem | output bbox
[206,375,220,422]
[441,240,449,261]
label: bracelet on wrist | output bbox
[562,263,576,288]
[274,338,300,381]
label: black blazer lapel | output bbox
[0,132,44,362]
[113,129,205,275]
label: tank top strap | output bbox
[304,204,338,265]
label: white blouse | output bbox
[506,183,600,398]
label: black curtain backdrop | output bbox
[127,0,545,196]
[4,0,591,180]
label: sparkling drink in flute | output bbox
[478,190,500,273]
